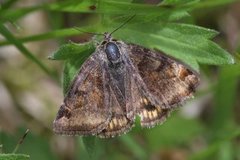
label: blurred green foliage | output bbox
[0,0,240,160]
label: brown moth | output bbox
[53,32,200,138]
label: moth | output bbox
[53,29,200,138]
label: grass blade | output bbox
[0,26,102,47]
[0,24,56,78]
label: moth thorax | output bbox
[105,42,121,63]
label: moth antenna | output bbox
[12,129,29,153]
[109,14,136,36]
[74,27,104,36]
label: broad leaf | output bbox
[112,22,234,71]
[49,42,94,60]
[62,47,93,95]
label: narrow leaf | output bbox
[47,0,178,14]
[0,27,100,47]
[193,0,238,9]
[0,6,41,22]
[0,154,30,160]
[211,65,240,131]
[161,0,200,6]
[0,0,192,23]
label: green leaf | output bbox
[81,137,96,159]
[192,0,239,9]
[161,0,200,6]
[62,48,93,95]
[0,154,30,160]
[44,0,189,22]
[161,23,219,39]
[47,1,191,23]
[47,0,182,14]
[0,6,41,22]
[49,42,95,60]
[211,64,240,132]
[0,27,99,47]
[112,22,234,71]
[218,141,234,160]
[0,0,192,23]
[2,21,216,48]
[1,0,237,24]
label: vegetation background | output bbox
[0,0,240,160]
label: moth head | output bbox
[104,32,112,41]
[105,42,121,64]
